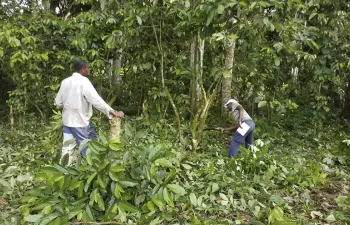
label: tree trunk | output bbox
[343,82,350,120]
[197,38,205,104]
[190,35,204,117]
[190,36,198,116]
[109,47,123,98]
[110,117,121,140]
[222,38,236,106]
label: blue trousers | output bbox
[229,120,255,157]
[62,123,97,156]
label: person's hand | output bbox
[110,110,124,118]
[216,127,225,131]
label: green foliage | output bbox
[1,0,350,224]
[0,113,349,224]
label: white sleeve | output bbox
[231,100,240,111]
[55,82,63,109]
[83,79,114,117]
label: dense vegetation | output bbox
[0,0,349,225]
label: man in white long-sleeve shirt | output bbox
[55,59,124,165]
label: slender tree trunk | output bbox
[190,36,198,116]
[343,82,350,120]
[197,38,205,104]
[108,40,123,98]
[222,38,236,110]
[10,105,14,131]
[111,50,123,96]
[190,35,204,116]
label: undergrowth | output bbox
[0,112,349,225]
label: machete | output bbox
[204,127,221,131]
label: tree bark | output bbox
[190,36,198,116]
[222,38,236,106]
[190,35,204,117]
[110,117,121,140]
[111,50,123,96]
[343,82,350,120]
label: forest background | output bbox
[0,0,350,224]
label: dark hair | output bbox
[73,59,88,72]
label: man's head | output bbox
[224,99,237,111]
[74,59,89,76]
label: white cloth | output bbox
[62,132,76,166]
[55,73,113,127]
[224,99,252,122]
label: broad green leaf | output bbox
[132,65,138,73]
[110,165,125,173]
[78,182,84,198]
[155,158,174,168]
[89,189,97,206]
[325,214,336,223]
[109,143,124,151]
[147,201,155,211]
[17,173,32,182]
[86,154,93,165]
[268,207,284,224]
[78,139,90,152]
[9,37,21,47]
[32,202,52,211]
[166,184,186,195]
[85,172,97,192]
[99,131,109,145]
[90,141,107,152]
[79,164,92,171]
[219,193,228,201]
[212,183,219,193]
[150,217,163,225]
[118,178,138,187]
[54,164,68,174]
[85,205,95,221]
[109,172,120,181]
[148,144,163,162]
[98,175,107,189]
[24,214,42,222]
[163,188,174,207]
[114,186,121,199]
[53,217,61,225]
[275,58,281,67]
[258,101,267,108]
[182,164,192,170]
[37,213,59,225]
[136,16,142,25]
[163,170,176,185]
[109,137,122,144]
[309,13,317,20]
[270,194,285,206]
[118,200,139,213]
[217,5,225,14]
[190,193,197,206]
[98,162,110,172]
[206,7,215,26]
[151,198,164,207]
[97,193,105,210]
[42,205,52,214]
